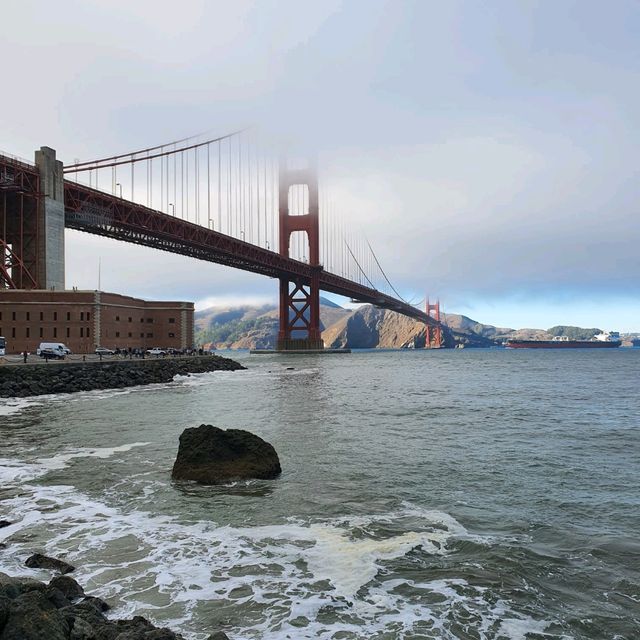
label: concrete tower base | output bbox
[35,147,65,290]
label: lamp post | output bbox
[169,203,175,215]
[116,183,122,198]
[240,230,245,242]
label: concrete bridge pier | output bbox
[35,146,65,290]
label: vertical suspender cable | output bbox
[217,141,221,232]
[227,138,231,234]
[263,150,267,248]
[248,142,253,243]
[256,148,260,246]
[186,151,190,221]
[207,143,211,229]
[236,134,241,237]
[195,148,199,225]
[146,153,150,206]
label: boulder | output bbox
[0,520,12,529]
[69,616,95,640]
[25,553,75,574]
[82,595,111,612]
[49,575,85,601]
[0,595,10,630]
[172,424,281,484]
[105,615,181,639]
[59,600,107,631]
[0,572,228,640]
[44,585,71,609]
[0,572,46,599]
[1,590,70,640]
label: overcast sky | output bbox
[3,0,639,330]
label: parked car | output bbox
[146,347,167,356]
[95,347,115,356]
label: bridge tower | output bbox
[425,298,442,348]
[277,160,324,351]
[35,147,65,290]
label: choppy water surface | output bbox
[1,349,639,639]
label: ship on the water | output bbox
[506,331,622,349]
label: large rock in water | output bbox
[24,554,75,575]
[172,425,281,484]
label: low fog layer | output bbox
[3,1,639,328]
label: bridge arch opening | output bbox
[287,184,309,216]
[288,229,309,263]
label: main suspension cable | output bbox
[345,240,377,290]
[63,128,248,173]
[365,238,407,303]
[66,131,209,169]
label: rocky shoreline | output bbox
[0,566,228,639]
[0,356,246,398]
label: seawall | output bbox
[0,356,245,398]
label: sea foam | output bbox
[0,465,552,639]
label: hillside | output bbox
[322,307,503,349]
[195,298,350,349]
[195,300,612,350]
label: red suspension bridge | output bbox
[1,130,442,350]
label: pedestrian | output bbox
[22,350,27,364]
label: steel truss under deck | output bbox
[63,181,433,324]
[0,156,40,289]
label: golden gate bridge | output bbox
[0,129,443,350]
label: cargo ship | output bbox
[506,331,622,349]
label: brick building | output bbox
[0,290,194,354]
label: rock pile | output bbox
[172,424,281,484]
[0,570,229,640]
[0,356,245,398]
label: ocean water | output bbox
[0,349,638,639]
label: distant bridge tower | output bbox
[277,159,324,351]
[425,298,442,348]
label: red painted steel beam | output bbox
[0,156,40,193]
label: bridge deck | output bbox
[63,181,432,324]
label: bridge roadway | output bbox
[65,181,432,324]
[1,153,432,325]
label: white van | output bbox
[36,343,72,357]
